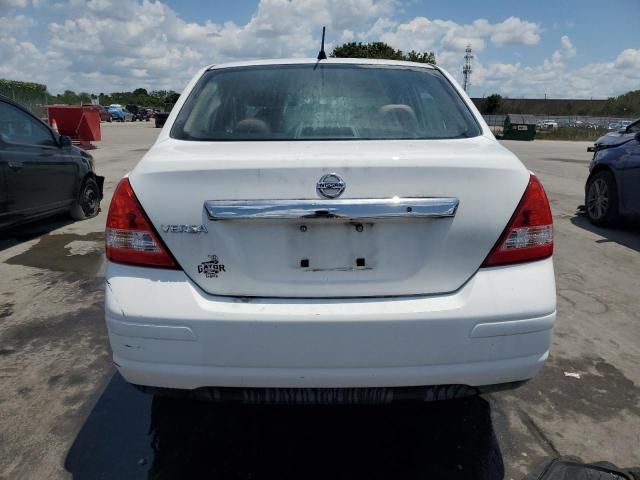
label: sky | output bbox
[0,0,639,99]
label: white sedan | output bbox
[104,58,556,403]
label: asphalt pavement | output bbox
[0,123,638,479]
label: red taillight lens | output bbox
[105,178,179,269]
[482,174,553,267]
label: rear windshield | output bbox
[171,64,481,141]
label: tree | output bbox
[78,92,92,104]
[405,50,436,65]
[54,88,181,108]
[98,93,112,105]
[166,91,180,104]
[330,42,436,65]
[484,94,502,114]
[601,89,640,116]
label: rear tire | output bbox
[585,170,619,226]
[70,177,101,220]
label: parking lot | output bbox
[1,122,639,479]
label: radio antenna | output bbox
[317,26,327,60]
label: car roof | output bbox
[206,57,438,71]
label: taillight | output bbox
[105,178,179,269]
[482,174,553,267]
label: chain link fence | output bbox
[483,114,637,141]
[0,82,49,120]
[483,114,637,137]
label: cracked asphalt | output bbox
[0,124,638,479]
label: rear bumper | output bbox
[132,382,529,404]
[105,257,556,389]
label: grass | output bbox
[536,127,609,142]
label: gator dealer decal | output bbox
[197,255,226,278]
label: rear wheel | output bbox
[586,170,619,226]
[70,177,101,220]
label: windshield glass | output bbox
[171,64,481,141]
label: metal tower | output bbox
[462,44,473,92]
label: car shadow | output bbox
[0,215,73,252]
[571,212,640,253]
[65,374,504,480]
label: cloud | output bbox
[0,12,33,30]
[0,0,43,9]
[0,0,636,99]
[0,0,29,8]
[471,46,640,98]
[489,16,541,46]
[560,35,574,52]
[364,15,540,54]
[551,35,576,63]
[0,14,65,88]
[13,0,399,92]
[614,48,640,69]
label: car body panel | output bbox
[594,132,636,150]
[3,142,78,216]
[106,257,555,389]
[0,158,7,216]
[131,136,529,297]
[592,118,640,150]
[620,139,640,214]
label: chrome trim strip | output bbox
[204,198,459,221]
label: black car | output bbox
[126,104,150,122]
[585,119,640,226]
[0,95,104,232]
[154,111,169,128]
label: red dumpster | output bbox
[47,105,101,149]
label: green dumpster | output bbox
[502,113,537,141]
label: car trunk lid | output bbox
[130,136,529,297]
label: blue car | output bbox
[108,105,133,122]
[585,118,640,226]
